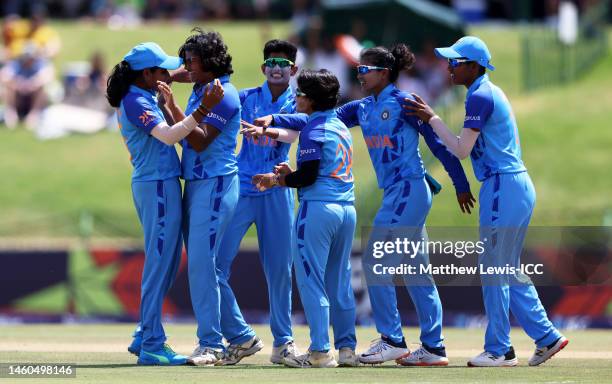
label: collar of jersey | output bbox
[373,83,396,103]
[129,85,157,101]
[262,81,293,106]
[308,109,337,123]
[466,74,489,98]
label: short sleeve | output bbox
[203,92,239,132]
[464,90,493,130]
[123,95,164,134]
[298,127,324,162]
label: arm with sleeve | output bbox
[411,115,471,194]
[428,91,492,160]
[284,127,323,188]
[124,95,199,145]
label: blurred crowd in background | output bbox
[0,0,609,138]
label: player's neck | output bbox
[268,82,289,102]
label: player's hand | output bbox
[156,81,175,106]
[240,120,264,137]
[274,162,293,176]
[170,67,191,83]
[253,115,273,129]
[252,172,277,192]
[403,93,436,123]
[457,191,476,214]
[200,78,224,111]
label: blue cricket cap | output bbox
[434,36,495,71]
[123,42,182,71]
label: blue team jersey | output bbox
[464,74,526,181]
[297,110,354,202]
[238,82,296,196]
[273,84,470,193]
[181,75,241,180]
[117,85,181,182]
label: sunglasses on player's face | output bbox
[448,58,473,68]
[295,88,308,97]
[357,65,388,74]
[263,57,294,68]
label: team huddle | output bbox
[106,28,568,368]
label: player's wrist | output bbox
[428,114,441,124]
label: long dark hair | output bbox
[106,61,143,108]
[360,44,415,83]
[178,27,233,77]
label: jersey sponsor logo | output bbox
[465,115,481,122]
[381,110,390,120]
[138,110,157,127]
[300,148,317,156]
[207,112,228,125]
[364,134,394,149]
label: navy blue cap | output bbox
[434,36,495,71]
[123,42,182,71]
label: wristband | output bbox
[197,105,209,116]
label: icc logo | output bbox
[381,110,389,120]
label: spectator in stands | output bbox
[0,43,54,129]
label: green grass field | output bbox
[0,22,611,238]
[0,324,610,383]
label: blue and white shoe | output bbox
[358,338,409,364]
[137,344,187,366]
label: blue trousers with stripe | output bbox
[216,187,295,347]
[131,178,183,352]
[184,174,240,349]
[479,172,561,356]
[366,177,445,349]
[294,200,357,352]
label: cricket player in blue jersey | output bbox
[253,69,358,368]
[173,29,242,366]
[106,42,223,365]
[250,44,473,366]
[404,36,568,367]
[214,40,301,366]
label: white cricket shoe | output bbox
[187,345,224,366]
[528,336,569,366]
[283,350,338,368]
[468,347,518,367]
[217,336,264,366]
[396,345,449,366]
[338,347,360,367]
[358,338,410,364]
[270,341,301,364]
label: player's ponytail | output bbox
[389,43,415,82]
[361,43,415,83]
[106,61,141,108]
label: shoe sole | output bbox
[529,338,569,366]
[359,351,411,365]
[396,359,449,367]
[467,358,518,367]
[137,359,187,366]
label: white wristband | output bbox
[181,115,198,132]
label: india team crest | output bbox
[381,110,390,120]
